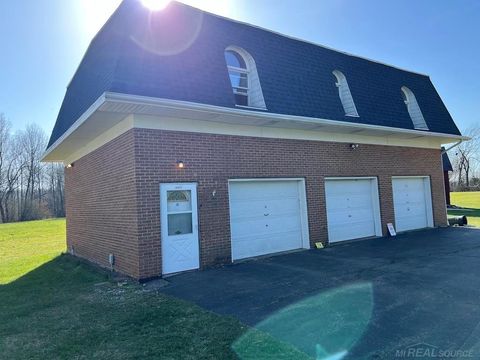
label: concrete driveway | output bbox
[161,228,480,359]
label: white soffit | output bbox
[42,92,468,162]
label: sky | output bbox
[0,0,479,138]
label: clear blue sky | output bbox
[1,0,478,136]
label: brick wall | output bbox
[66,127,447,280]
[65,131,140,278]
[133,128,447,279]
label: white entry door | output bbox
[229,179,309,261]
[160,183,199,274]
[392,177,433,232]
[325,178,382,243]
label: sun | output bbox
[141,0,171,11]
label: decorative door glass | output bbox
[167,190,193,236]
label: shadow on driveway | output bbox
[161,227,480,359]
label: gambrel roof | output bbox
[47,0,461,149]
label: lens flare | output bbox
[141,0,171,11]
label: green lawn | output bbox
[0,219,311,359]
[0,218,66,284]
[448,191,480,227]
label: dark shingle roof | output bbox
[47,0,461,148]
[442,147,454,172]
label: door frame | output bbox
[227,178,311,262]
[392,176,434,231]
[160,182,199,275]
[324,176,383,242]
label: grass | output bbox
[0,218,66,284]
[0,219,311,359]
[448,191,480,227]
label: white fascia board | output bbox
[41,94,107,162]
[43,91,468,162]
[104,92,468,142]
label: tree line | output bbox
[0,112,477,222]
[449,125,480,191]
[0,113,64,223]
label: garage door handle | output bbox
[264,213,270,217]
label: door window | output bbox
[167,190,193,236]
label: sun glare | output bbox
[140,0,234,16]
[141,0,171,11]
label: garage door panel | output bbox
[325,178,380,243]
[330,221,376,241]
[393,177,432,232]
[229,181,299,200]
[326,179,371,193]
[327,210,374,225]
[231,215,301,238]
[229,180,306,260]
[230,198,300,218]
[397,214,427,230]
[327,194,373,210]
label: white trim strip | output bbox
[43,94,107,161]
[43,91,468,162]
[104,92,467,141]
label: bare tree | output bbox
[17,124,48,220]
[46,163,65,218]
[0,115,25,222]
[0,115,65,222]
[450,125,480,190]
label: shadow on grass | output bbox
[0,255,377,360]
[0,255,247,359]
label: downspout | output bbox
[441,140,462,154]
[441,140,462,210]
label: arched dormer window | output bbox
[401,86,429,130]
[333,70,359,117]
[224,46,266,109]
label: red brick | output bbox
[65,128,447,280]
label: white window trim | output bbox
[225,46,267,110]
[333,70,359,117]
[401,86,429,130]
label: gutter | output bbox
[104,92,469,141]
[42,91,469,161]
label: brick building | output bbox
[44,1,465,280]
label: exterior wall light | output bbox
[66,163,74,168]
[350,143,359,150]
[177,161,185,169]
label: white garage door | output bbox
[392,177,433,232]
[325,178,381,243]
[229,180,308,260]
